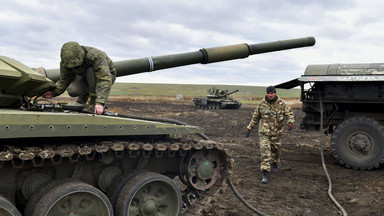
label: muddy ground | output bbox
[108,99,384,216]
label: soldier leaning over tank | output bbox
[42,42,117,115]
[246,86,294,184]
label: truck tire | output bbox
[331,116,384,170]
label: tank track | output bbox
[0,137,233,215]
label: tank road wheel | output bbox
[25,180,113,216]
[184,150,222,191]
[0,196,21,216]
[25,179,80,216]
[115,172,182,216]
[107,170,147,209]
[331,116,384,170]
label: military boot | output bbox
[261,170,269,184]
[271,162,278,172]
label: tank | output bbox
[193,88,242,109]
[0,36,315,216]
[275,63,384,171]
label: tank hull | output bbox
[0,109,201,139]
[0,109,232,215]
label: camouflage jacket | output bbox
[53,46,117,105]
[247,96,295,136]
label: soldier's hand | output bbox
[42,91,53,99]
[246,129,251,138]
[95,104,104,115]
[287,123,294,132]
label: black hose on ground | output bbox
[227,178,269,216]
[319,96,348,216]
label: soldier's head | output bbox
[266,86,277,100]
[61,42,85,68]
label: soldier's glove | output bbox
[246,129,251,138]
[287,123,294,132]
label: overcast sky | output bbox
[1,0,384,86]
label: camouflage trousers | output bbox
[259,134,282,171]
[67,67,116,105]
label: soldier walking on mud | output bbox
[246,86,294,184]
[43,42,117,115]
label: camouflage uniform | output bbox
[52,42,117,107]
[247,96,294,171]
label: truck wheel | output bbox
[331,116,384,170]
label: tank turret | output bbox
[0,37,315,216]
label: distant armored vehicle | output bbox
[193,88,242,109]
[0,36,315,215]
[276,63,384,171]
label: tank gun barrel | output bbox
[220,89,239,98]
[0,37,314,108]
[114,36,315,77]
[45,36,315,81]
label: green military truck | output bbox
[276,63,384,171]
